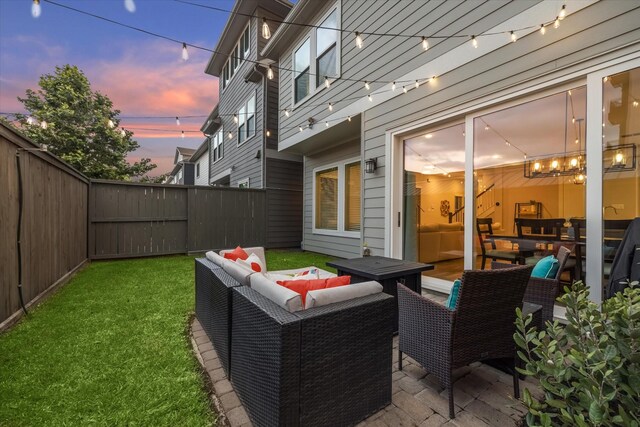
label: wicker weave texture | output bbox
[296,293,394,426]
[230,286,301,427]
[194,258,240,376]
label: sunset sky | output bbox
[0,0,237,175]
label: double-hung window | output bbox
[238,94,256,145]
[212,129,223,163]
[222,24,250,90]
[292,6,340,105]
[313,158,361,236]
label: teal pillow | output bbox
[531,255,559,279]
[445,279,461,310]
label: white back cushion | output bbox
[222,260,254,287]
[305,281,383,309]
[219,247,267,268]
[205,250,226,267]
[249,274,303,313]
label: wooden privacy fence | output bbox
[1,124,89,328]
[89,180,267,259]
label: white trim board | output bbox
[279,0,597,152]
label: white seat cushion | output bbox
[305,281,383,309]
[249,274,303,312]
[271,266,336,279]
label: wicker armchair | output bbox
[491,245,571,324]
[397,265,533,419]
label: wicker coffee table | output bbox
[327,256,434,332]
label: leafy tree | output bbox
[15,65,156,180]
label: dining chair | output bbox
[515,218,566,266]
[491,245,571,324]
[476,218,520,269]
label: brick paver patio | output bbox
[190,292,541,426]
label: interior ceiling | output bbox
[405,69,639,174]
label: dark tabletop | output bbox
[326,256,434,281]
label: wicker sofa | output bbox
[195,253,395,427]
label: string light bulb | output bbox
[108,119,115,128]
[328,102,333,112]
[415,80,419,89]
[324,76,330,89]
[176,117,180,126]
[355,32,363,49]
[181,43,189,61]
[471,35,478,48]
[124,0,136,13]
[120,128,126,137]
[510,31,517,43]
[554,17,560,29]
[540,24,546,35]
[266,129,271,137]
[267,66,274,80]
[347,116,351,122]
[364,81,370,90]
[261,18,271,40]
[392,82,396,91]
[299,126,303,132]
[572,117,575,124]
[559,4,567,20]
[27,116,34,125]
[181,131,185,139]
[325,121,329,127]
[31,0,41,18]
[284,109,289,117]
[228,131,233,139]
[233,114,238,124]
[421,36,429,51]
[40,120,47,129]
[368,94,373,102]
[403,86,407,94]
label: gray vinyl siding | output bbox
[266,158,303,248]
[277,0,539,143]
[303,138,361,258]
[210,16,264,188]
[194,149,209,186]
[360,1,640,255]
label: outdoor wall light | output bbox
[365,158,378,174]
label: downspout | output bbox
[253,64,268,189]
[15,151,28,315]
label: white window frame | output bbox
[196,162,200,178]
[238,93,256,146]
[212,129,224,164]
[291,4,341,108]
[312,156,361,238]
[222,23,251,91]
[238,177,250,188]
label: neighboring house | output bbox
[262,0,640,303]
[167,146,196,185]
[190,139,210,186]
[201,0,304,248]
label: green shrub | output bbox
[514,280,640,427]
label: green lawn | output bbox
[0,250,336,426]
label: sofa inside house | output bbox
[418,222,464,263]
[195,247,394,427]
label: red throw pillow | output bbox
[223,246,249,261]
[277,276,351,305]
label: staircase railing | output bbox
[448,184,496,223]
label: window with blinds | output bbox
[345,161,361,231]
[315,167,338,230]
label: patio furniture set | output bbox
[195,246,546,426]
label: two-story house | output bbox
[262,0,640,304]
[201,0,304,248]
[167,146,196,185]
